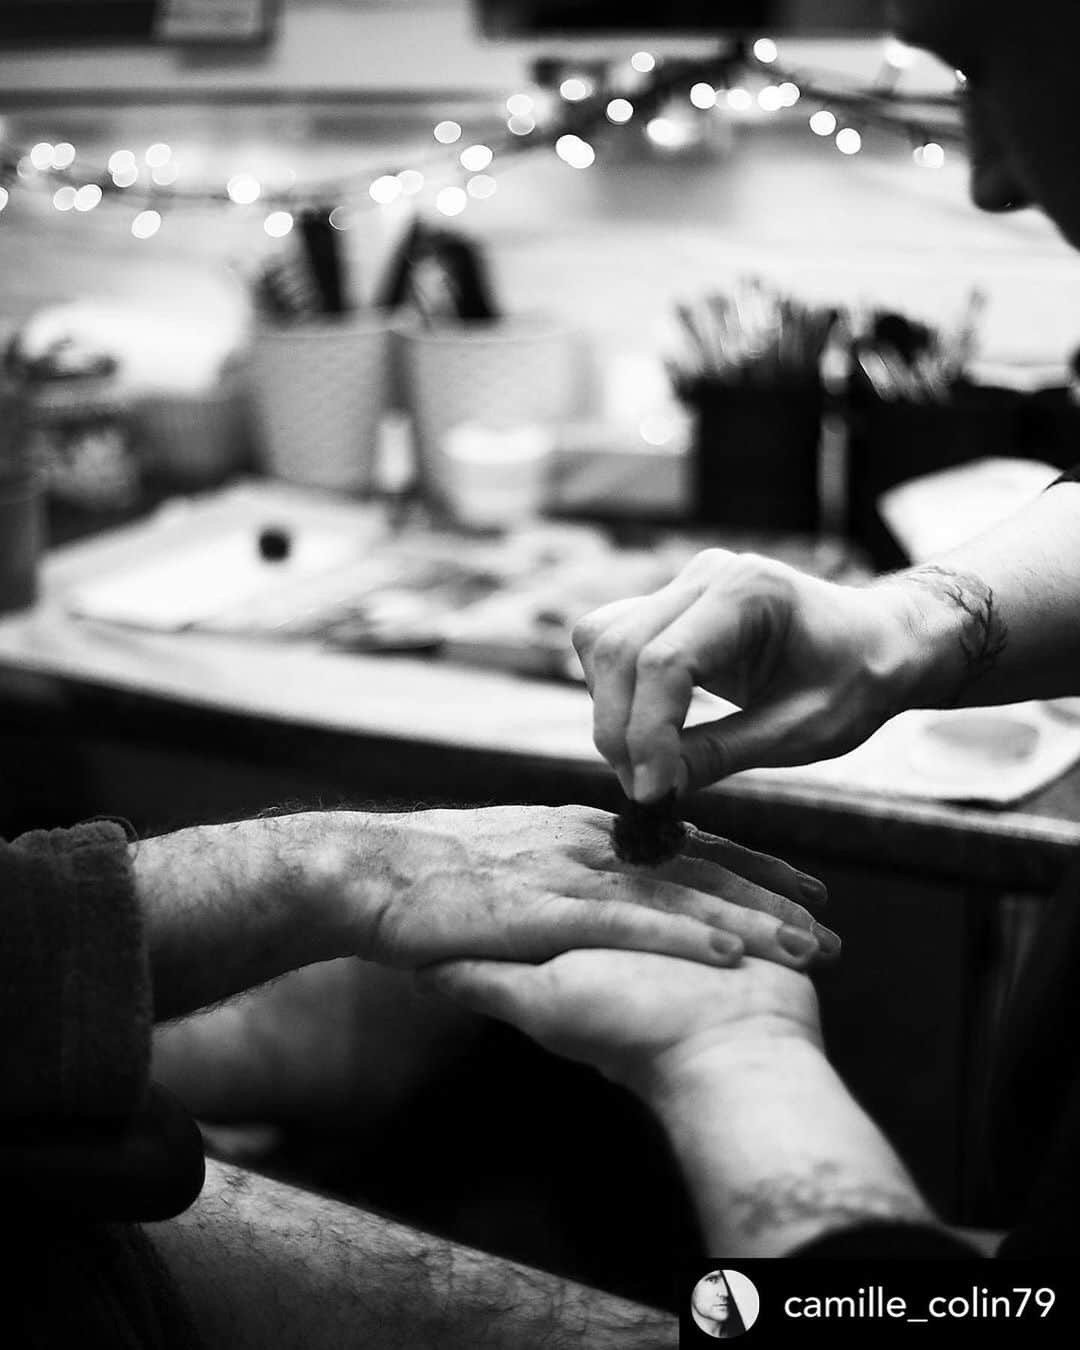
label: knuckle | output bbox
[590,629,633,674]
[683,547,733,579]
[636,637,687,682]
[570,612,600,655]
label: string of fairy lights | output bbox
[0,36,963,240]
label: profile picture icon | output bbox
[690,1269,760,1339]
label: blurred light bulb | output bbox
[809,109,837,136]
[606,98,634,124]
[51,142,76,169]
[467,173,497,199]
[560,76,592,102]
[690,82,717,110]
[508,113,536,135]
[328,205,354,230]
[52,185,77,211]
[227,173,261,204]
[758,85,784,112]
[73,183,102,211]
[916,141,945,169]
[152,162,179,186]
[555,134,595,167]
[778,81,801,107]
[753,37,778,63]
[111,165,138,188]
[264,210,294,237]
[506,93,533,116]
[434,120,462,144]
[132,209,161,238]
[726,88,753,112]
[436,186,467,216]
[646,117,692,150]
[639,414,678,447]
[108,149,136,174]
[369,174,402,204]
[631,51,655,73]
[29,143,54,170]
[145,142,172,168]
[884,37,916,69]
[836,127,862,155]
[16,157,35,180]
[398,169,424,194]
[0,186,9,212]
[459,143,493,172]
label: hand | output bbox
[330,805,838,971]
[420,948,820,1097]
[572,548,919,801]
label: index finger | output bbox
[573,582,705,796]
[625,590,744,801]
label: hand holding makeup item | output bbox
[572,547,919,802]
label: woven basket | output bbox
[250,315,392,493]
[397,316,583,508]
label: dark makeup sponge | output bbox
[612,791,687,866]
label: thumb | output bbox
[680,699,820,785]
[414,959,534,1023]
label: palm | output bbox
[425,951,820,1090]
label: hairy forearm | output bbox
[875,481,1080,710]
[136,813,388,1022]
[647,1036,934,1257]
[147,1159,676,1350]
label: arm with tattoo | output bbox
[646,1034,935,1257]
[874,479,1080,711]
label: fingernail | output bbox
[778,926,819,960]
[812,922,842,956]
[711,932,743,961]
[799,876,828,907]
[633,763,666,803]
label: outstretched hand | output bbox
[335,805,837,971]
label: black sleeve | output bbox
[1046,463,1080,486]
[788,1221,982,1259]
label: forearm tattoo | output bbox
[903,564,1008,701]
[727,1162,933,1249]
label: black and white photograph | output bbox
[2,1,1079,1346]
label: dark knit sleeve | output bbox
[0,821,151,1125]
[1046,463,1080,487]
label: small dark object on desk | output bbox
[613,791,686,866]
[258,526,291,562]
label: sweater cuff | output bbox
[1,821,150,1125]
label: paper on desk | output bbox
[877,457,1060,564]
[686,692,1080,805]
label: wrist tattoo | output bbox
[728,1162,932,1247]
[903,564,1008,700]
